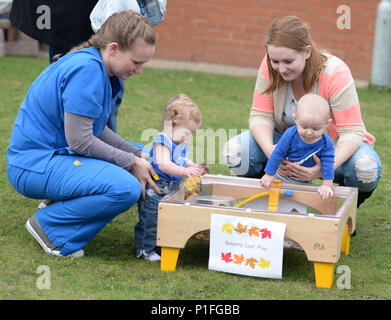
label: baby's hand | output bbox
[191,163,209,175]
[318,184,334,200]
[260,173,275,189]
[183,166,203,178]
[198,163,210,175]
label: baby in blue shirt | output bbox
[135,94,207,261]
[260,93,335,200]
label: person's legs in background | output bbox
[223,130,282,178]
[107,79,124,133]
[48,45,68,63]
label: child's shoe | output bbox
[138,250,161,262]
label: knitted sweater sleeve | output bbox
[249,55,275,130]
[319,55,375,146]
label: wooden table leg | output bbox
[341,225,350,255]
[313,262,335,288]
[161,247,180,271]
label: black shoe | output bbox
[357,190,374,208]
[239,170,266,179]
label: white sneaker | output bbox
[139,250,161,262]
[38,199,54,209]
[26,216,84,258]
[38,202,47,209]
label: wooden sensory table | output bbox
[156,174,357,288]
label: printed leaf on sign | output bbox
[221,252,233,263]
[233,254,245,265]
[248,226,260,237]
[258,257,270,269]
[234,223,247,235]
[222,222,235,234]
[245,257,258,269]
[260,228,272,239]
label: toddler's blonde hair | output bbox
[162,94,201,127]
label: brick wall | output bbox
[153,0,383,80]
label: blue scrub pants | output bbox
[7,154,141,256]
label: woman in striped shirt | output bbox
[223,16,381,208]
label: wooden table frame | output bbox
[157,175,357,288]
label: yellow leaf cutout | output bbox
[222,222,235,234]
[258,257,270,269]
[73,160,82,166]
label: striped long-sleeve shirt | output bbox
[249,53,375,147]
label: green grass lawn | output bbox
[0,56,390,300]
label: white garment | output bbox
[282,82,297,128]
[90,0,140,33]
[0,0,12,14]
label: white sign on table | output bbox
[208,214,286,279]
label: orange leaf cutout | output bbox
[245,257,258,269]
[248,226,260,237]
[235,223,247,235]
[233,254,245,265]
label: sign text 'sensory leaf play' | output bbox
[208,214,286,279]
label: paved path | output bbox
[145,58,369,88]
[39,49,370,88]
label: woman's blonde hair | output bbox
[263,15,327,94]
[162,94,201,127]
[54,11,155,61]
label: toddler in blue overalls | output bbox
[135,94,208,261]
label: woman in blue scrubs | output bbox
[6,11,160,257]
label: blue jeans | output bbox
[135,179,180,256]
[7,155,141,256]
[224,130,382,193]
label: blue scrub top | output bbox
[7,47,122,173]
